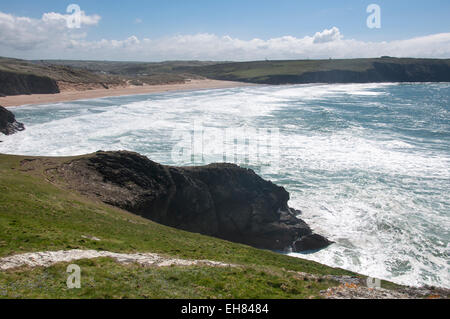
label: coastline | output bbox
[0,79,253,107]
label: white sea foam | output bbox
[1,83,448,288]
[271,83,393,100]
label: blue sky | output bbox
[0,0,449,60]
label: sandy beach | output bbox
[0,79,252,107]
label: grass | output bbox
[0,258,337,299]
[34,60,221,76]
[2,153,410,298]
[195,59,374,78]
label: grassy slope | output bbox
[0,57,122,85]
[188,59,375,79]
[32,60,223,86]
[0,153,365,298]
[34,60,222,76]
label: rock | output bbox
[81,235,101,241]
[294,234,333,252]
[0,70,59,96]
[0,106,25,135]
[52,151,331,252]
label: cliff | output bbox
[0,106,25,135]
[46,151,332,252]
[179,58,450,84]
[0,57,124,96]
[6,152,447,298]
[0,70,59,96]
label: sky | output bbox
[0,0,449,61]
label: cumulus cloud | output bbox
[0,10,99,52]
[78,30,450,61]
[0,10,449,61]
[313,26,342,43]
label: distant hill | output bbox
[1,57,450,96]
[29,57,450,85]
[32,59,222,76]
[178,57,450,84]
[32,59,218,87]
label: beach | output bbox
[0,79,251,107]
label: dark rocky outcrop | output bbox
[52,151,332,252]
[0,70,59,96]
[294,234,333,252]
[0,106,25,135]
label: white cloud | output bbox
[0,11,99,52]
[42,11,101,26]
[0,11,449,61]
[313,26,342,44]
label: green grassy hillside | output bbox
[0,153,367,298]
[184,58,377,79]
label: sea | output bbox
[1,82,449,288]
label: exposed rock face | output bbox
[0,70,59,96]
[294,234,333,252]
[0,106,25,135]
[53,151,331,252]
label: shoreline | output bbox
[0,79,253,107]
